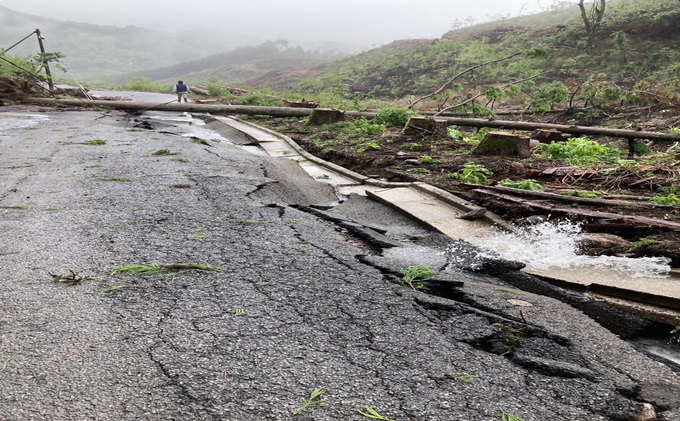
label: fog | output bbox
[1,0,548,49]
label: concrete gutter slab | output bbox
[367,187,500,244]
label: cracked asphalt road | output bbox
[1,108,679,421]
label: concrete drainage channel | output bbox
[195,113,680,365]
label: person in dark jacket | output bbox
[172,80,190,103]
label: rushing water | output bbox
[473,220,672,279]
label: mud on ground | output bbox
[251,107,680,267]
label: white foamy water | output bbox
[473,221,672,279]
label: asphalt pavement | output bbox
[1,106,679,421]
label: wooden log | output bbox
[190,86,209,95]
[403,116,449,137]
[436,117,680,142]
[21,97,680,143]
[480,184,674,209]
[473,189,680,230]
[471,131,531,158]
[306,108,345,126]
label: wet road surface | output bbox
[1,107,679,420]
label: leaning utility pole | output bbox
[34,29,54,91]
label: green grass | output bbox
[357,406,394,421]
[0,205,27,210]
[454,374,479,384]
[84,139,107,146]
[243,219,266,225]
[495,288,525,296]
[293,388,327,415]
[111,263,223,279]
[400,265,437,290]
[501,410,525,421]
[0,358,11,374]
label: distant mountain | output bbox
[0,5,262,83]
[118,40,342,88]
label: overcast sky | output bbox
[0,0,552,46]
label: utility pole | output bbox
[34,29,54,91]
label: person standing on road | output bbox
[172,80,190,103]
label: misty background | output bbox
[0,0,553,85]
[1,0,545,49]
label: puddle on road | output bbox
[0,113,50,131]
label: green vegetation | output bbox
[400,265,437,290]
[566,190,599,198]
[293,388,328,416]
[84,139,106,146]
[489,323,524,355]
[50,270,96,286]
[630,238,657,248]
[535,137,621,165]
[450,164,493,184]
[650,193,680,206]
[0,205,27,210]
[405,168,431,174]
[111,263,222,278]
[120,77,167,93]
[373,107,414,127]
[454,374,479,384]
[501,410,525,421]
[495,288,525,296]
[243,219,266,225]
[498,179,544,191]
[357,406,394,421]
[0,358,11,374]
[96,176,133,182]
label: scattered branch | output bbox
[409,52,523,110]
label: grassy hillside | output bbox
[240,0,679,113]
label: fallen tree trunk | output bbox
[480,184,674,209]
[473,188,680,230]
[437,117,680,142]
[23,97,376,118]
[22,98,680,143]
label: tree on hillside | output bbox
[578,0,606,51]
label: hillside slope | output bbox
[241,0,679,112]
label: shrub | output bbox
[535,137,621,165]
[450,164,493,184]
[374,107,414,127]
[498,179,544,191]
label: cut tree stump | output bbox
[403,117,449,137]
[471,131,531,158]
[283,98,319,108]
[531,129,571,143]
[306,108,345,126]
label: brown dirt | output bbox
[251,108,680,267]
